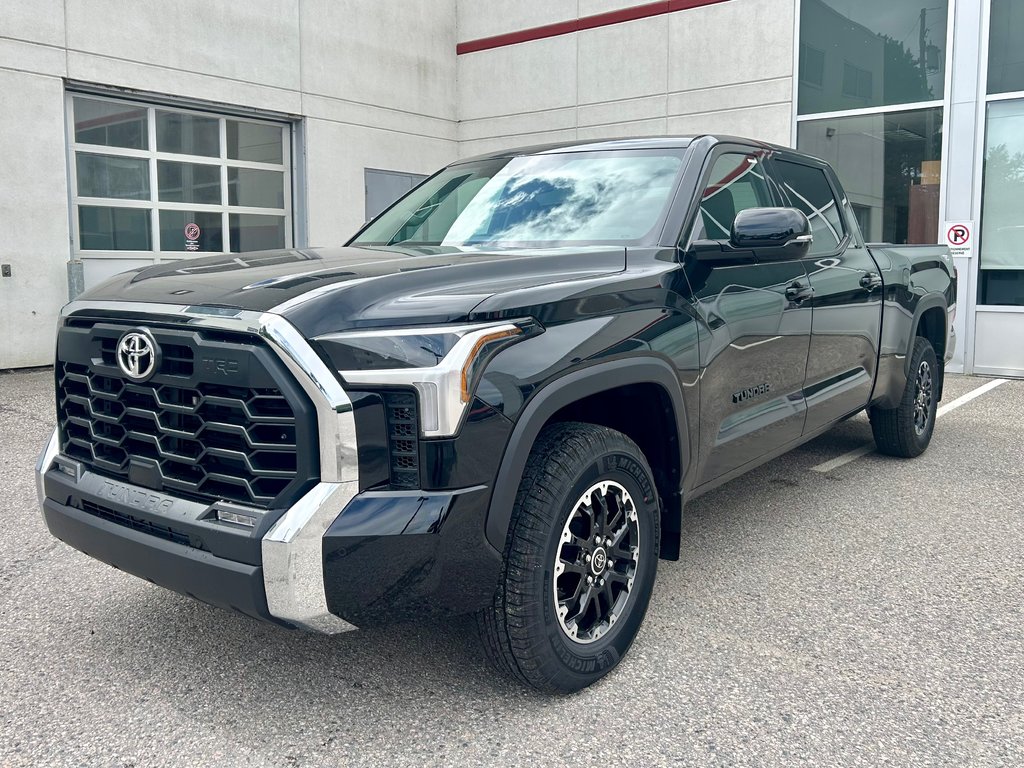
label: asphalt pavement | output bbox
[1,368,1021,767]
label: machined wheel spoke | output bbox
[605,569,631,586]
[611,539,637,561]
[558,559,588,575]
[605,507,623,536]
[573,584,597,620]
[591,494,609,535]
[565,532,590,549]
[609,523,629,549]
[600,581,615,610]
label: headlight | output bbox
[315,319,541,437]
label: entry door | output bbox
[684,151,812,486]
[772,158,883,434]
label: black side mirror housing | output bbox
[685,207,813,265]
[730,207,813,259]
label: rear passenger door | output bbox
[771,157,883,434]
[683,149,812,486]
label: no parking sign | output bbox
[943,221,974,259]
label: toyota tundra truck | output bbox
[36,135,956,693]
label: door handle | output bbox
[860,272,883,291]
[785,282,814,303]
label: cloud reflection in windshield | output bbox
[442,155,682,245]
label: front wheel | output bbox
[870,336,939,458]
[477,422,660,693]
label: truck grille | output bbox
[56,321,318,509]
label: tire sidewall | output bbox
[535,446,659,688]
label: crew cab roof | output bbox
[455,135,785,165]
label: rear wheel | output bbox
[870,336,939,458]
[477,422,660,693]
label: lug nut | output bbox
[587,575,594,584]
[585,554,592,562]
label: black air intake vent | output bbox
[383,391,419,489]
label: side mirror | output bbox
[731,207,813,259]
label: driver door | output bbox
[682,149,812,486]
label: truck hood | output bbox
[78,245,626,337]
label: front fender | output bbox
[483,356,691,555]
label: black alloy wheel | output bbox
[553,480,641,644]
[913,359,934,436]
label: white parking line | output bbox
[810,378,1009,473]
[935,378,1008,416]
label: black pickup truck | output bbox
[36,136,955,693]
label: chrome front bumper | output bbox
[36,300,361,634]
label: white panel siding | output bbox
[577,14,669,104]
[0,70,71,369]
[458,36,580,121]
[667,0,795,92]
[65,0,302,92]
[456,0,796,152]
[456,0,578,42]
[304,119,455,246]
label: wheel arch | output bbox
[906,295,948,400]
[484,357,691,560]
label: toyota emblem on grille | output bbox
[116,329,160,382]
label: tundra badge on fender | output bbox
[733,383,771,403]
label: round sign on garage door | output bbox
[184,223,201,251]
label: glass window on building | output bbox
[798,0,948,115]
[988,0,1024,95]
[68,93,292,264]
[980,2,1024,306]
[797,108,942,244]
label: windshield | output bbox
[351,149,686,249]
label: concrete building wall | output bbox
[456,0,796,157]
[0,0,458,368]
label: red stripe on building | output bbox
[456,0,732,55]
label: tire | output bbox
[870,336,939,458]
[477,421,660,693]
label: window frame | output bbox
[65,90,293,262]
